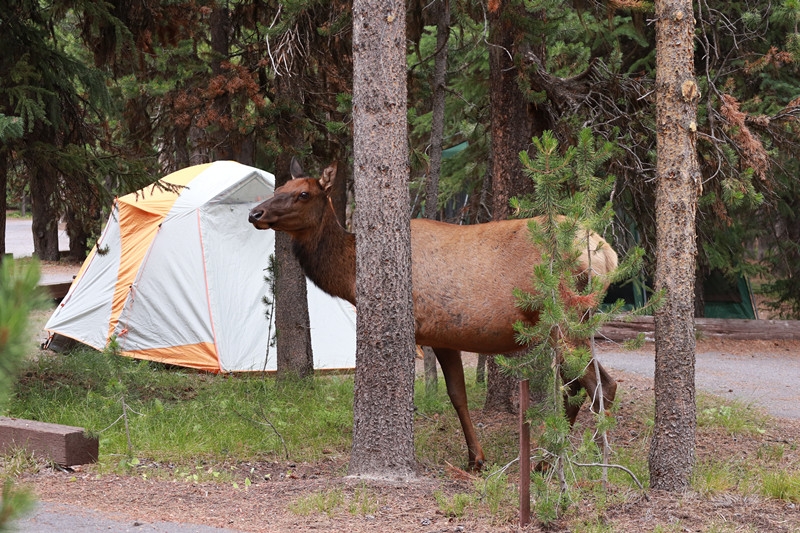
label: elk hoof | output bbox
[468,457,486,473]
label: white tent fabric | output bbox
[45,161,356,372]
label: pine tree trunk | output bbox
[649,0,699,492]
[64,207,91,262]
[422,0,451,395]
[272,68,314,380]
[349,0,416,479]
[484,351,518,413]
[29,165,60,261]
[209,5,234,161]
[273,158,314,380]
[483,0,538,413]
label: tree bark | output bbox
[64,207,91,262]
[273,156,314,381]
[422,0,451,395]
[487,2,535,222]
[209,5,234,161]
[29,164,60,261]
[483,0,538,413]
[272,66,314,380]
[349,0,416,479]
[649,0,700,492]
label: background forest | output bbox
[1,0,799,317]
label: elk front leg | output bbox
[565,357,617,425]
[434,347,485,471]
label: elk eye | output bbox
[298,192,310,200]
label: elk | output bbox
[248,159,618,470]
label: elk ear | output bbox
[319,162,338,194]
[290,157,307,179]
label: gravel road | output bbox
[5,217,70,258]
[597,341,800,419]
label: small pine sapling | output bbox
[0,259,46,526]
[498,129,648,522]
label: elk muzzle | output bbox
[248,207,271,230]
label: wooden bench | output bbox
[0,417,98,466]
[42,281,73,299]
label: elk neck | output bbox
[290,207,357,305]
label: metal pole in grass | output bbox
[519,379,530,527]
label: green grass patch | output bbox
[10,347,355,471]
[697,393,768,436]
[347,484,380,515]
[434,464,517,523]
[288,484,380,517]
[413,370,518,471]
[760,470,800,502]
[289,487,346,517]
[692,459,743,495]
[10,346,515,477]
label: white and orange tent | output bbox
[45,161,356,372]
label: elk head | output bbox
[248,158,338,235]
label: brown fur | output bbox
[249,160,618,470]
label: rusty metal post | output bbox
[519,379,530,527]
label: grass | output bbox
[760,470,800,502]
[287,483,381,517]
[10,343,508,474]
[10,346,356,471]
[413,368,519,470]
[697,393,769,435]
[289,487,346,517]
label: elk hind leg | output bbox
[433,347,485,471]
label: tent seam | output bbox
[197,207,223,371]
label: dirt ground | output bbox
[16,262,800,532]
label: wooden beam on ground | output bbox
[42,281,72,299]
[601,316,800,342]
[0,417,98,466]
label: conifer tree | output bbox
[500,129,648,522]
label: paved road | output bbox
[597,345,800,419]
[5,217,70,258]
[18,502,241,533]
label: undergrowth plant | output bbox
[288,484,381,518]
[498,129,655,523]
[434,464,518,524]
